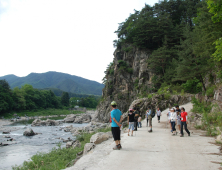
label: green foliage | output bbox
[147,94,153,99]
[207,0,222,23]
[134,78,139,89]
[61,92,70,107]
[206,85,216,97]
[191,97,222,136]
[182,78,202,94]
[118,60,133,74]
[212,38,222,61]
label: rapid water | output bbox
[0,122,88,170]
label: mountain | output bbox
[0,71,104,95]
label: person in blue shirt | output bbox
[110,101,123,150]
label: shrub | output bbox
[182,78,202,94]
[206,86,215,97]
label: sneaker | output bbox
[171,130,173,133]
[176,132,178,135]
[180,134,184,137]
[172,133,175,136]
[113,145,120,150]
[118,144,122,150]
[148,129,152,133]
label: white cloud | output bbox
[0,0,159,83]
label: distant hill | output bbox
[0,71,104,95]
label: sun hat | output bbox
[111,101,117,106]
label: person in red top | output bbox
[180,107,190,137]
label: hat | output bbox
[129,109,133,112]
[111,101,117,106]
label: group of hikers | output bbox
[110,101,190,150]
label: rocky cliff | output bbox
[94,47,194,122]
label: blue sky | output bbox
[0,0,159,83]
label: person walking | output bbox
[147,107,153,132]
[180,107,190,137]
[138,115,142,128]
[146,110,149,127]
[167,107,172,132]
[170,108,177,136]
[156,108,161,123]
[110,101,123,150]
[175,105,181,134]
[128,109,135,136]
[133,107,139,131]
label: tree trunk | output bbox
[199,74,206,92]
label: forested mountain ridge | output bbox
[95,0,222,122]
[0,71,104,95]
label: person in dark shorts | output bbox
[110,101,123,150]
[128,109,135,136]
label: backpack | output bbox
[151,110,155,118]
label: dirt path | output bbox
[66,102,222,170]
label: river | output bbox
[0,121,88,170]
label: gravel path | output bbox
[66,102,222,170]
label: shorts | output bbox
[177,120,181,125]
[128,122,134,130]
[111,127,121,141]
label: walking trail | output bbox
[66,102,222,170]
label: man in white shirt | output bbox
[167,107,173,132]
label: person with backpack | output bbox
[147,107,153,132]
[110,101,123,150]
[156,108,161,123]
[180,107,190,137]
[133,107,139,131]
[128,109,135,136]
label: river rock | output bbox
[31,119,41,126]
[64,114,76,123]
[90,132,109,144]
[66,141,74,148]
[23,128,35,136]
[74,117,83,124]
[3,136,11,138]
[2,131,10,134]
[72,140,81,149]
[83,143,95,155]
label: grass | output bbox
[12,126,111,170]
[2,109,84,119]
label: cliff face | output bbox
[94,46,198,123]
[94,47,154,122]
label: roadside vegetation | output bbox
[191,98,222,136]
[12,127,111,170]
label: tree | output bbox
[61,92,69,107]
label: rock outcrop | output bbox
[64,114,91,124]
[90,132,110,144]
[83,143,95,155]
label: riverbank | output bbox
[66,102,222,170]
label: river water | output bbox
[0,121,88,170]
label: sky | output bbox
[0,0,159,83]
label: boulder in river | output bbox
[23,128,36,136]
[64,114,76,123]
[31,119,60,126]
[2,131,10,134]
